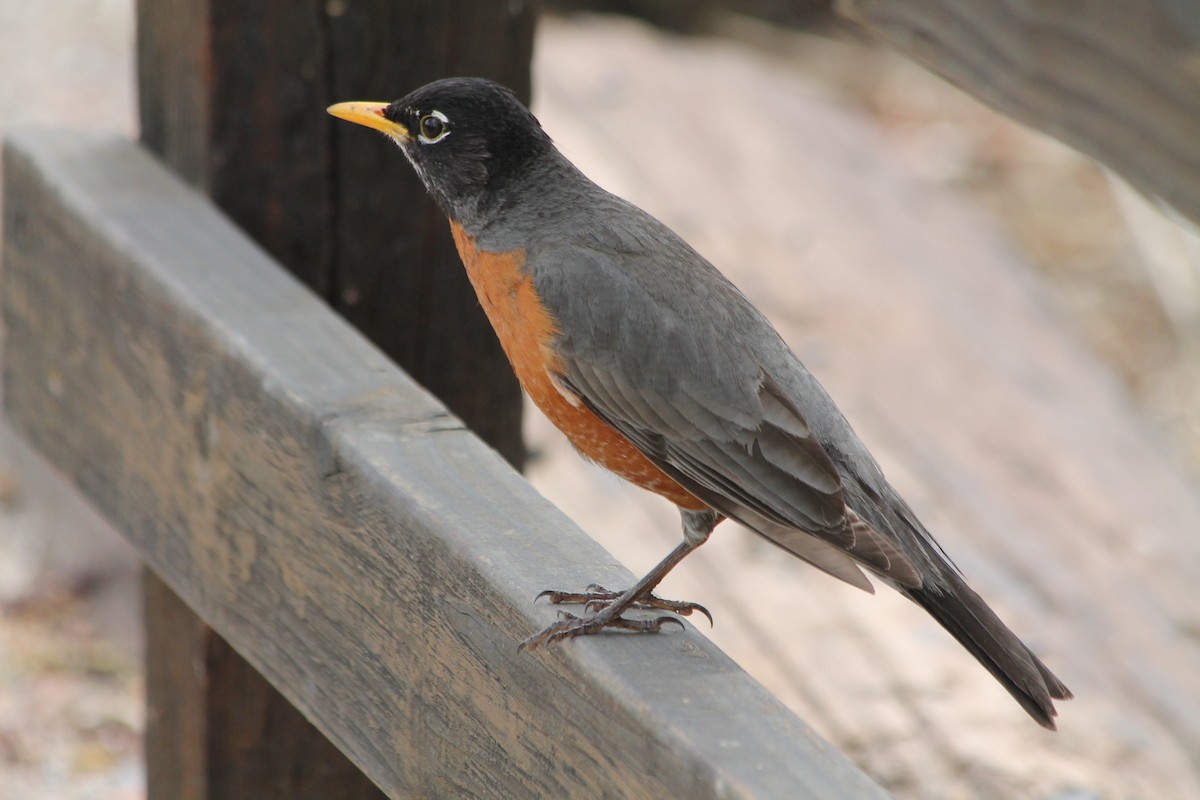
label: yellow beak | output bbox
[326,101,411,141]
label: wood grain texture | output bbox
[206,0,334,293]
[138,0,334,291]
[136,0,211,191]
[0,129,888,800]
[840,0,1200,225]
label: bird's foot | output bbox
[519,608,684,651]
[519,583,711,651]
[535,583,712,624]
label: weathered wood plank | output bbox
[1,129,889,799]
[840,0,1200,226]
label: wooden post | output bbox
[137,0,533,464]
[135,2,537,795]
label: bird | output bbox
[328,77,1072,728]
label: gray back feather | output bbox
[470,153,938,589]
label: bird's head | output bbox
[328,77,553,221]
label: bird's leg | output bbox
[520,510,720,650]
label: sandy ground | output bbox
[1,3,1196,799]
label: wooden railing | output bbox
[1,129,889,798]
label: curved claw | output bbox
[675,602,713,627]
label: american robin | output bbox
[329,78,1072,728]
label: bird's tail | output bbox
[904,570,1072,729]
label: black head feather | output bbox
[382,77,553,219]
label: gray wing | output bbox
[531,228,922,590]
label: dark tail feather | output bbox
[906,572,1072,729]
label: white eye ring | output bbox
[417,110,451,144]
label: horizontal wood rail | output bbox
[1,129,889,799]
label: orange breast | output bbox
[450,221,706,511]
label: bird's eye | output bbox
[417,111,450,144]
